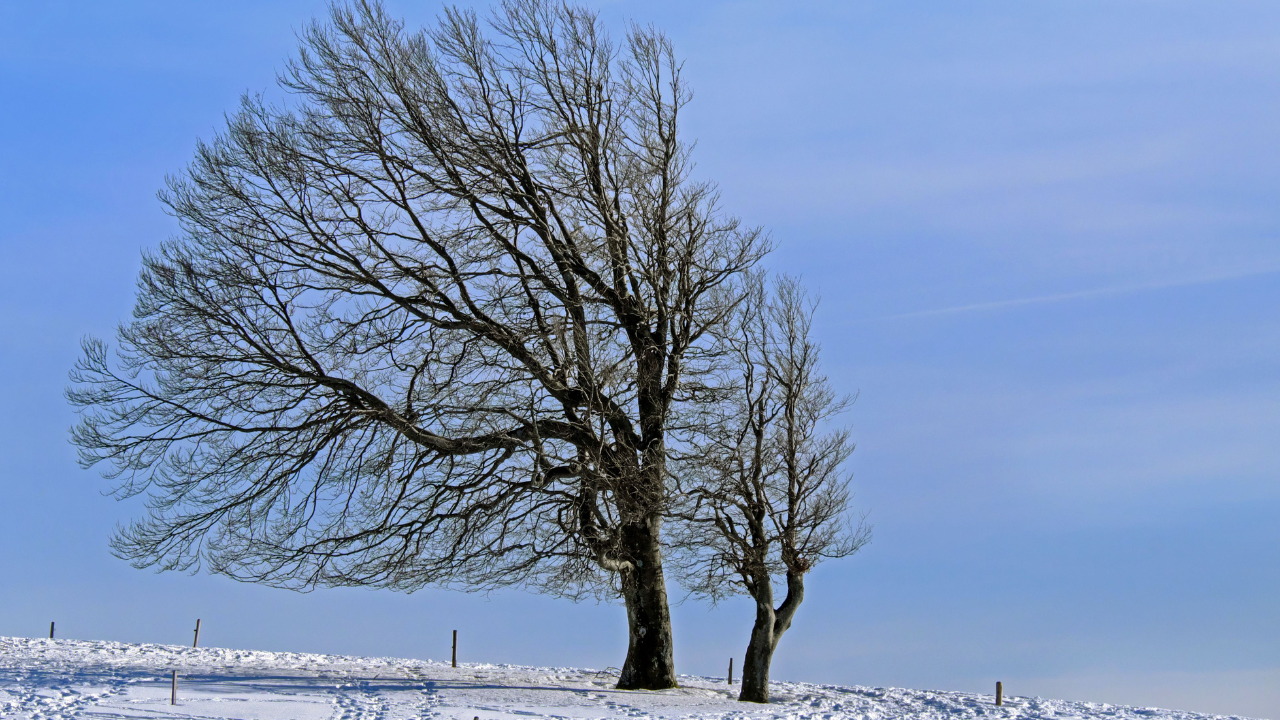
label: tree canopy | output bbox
[68,0,867,693]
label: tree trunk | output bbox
[616,516,677,690]
[738,572,805,703]
[738,601,777,703]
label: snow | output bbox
[0,637,1259,720]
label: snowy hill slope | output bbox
[0,637,1260,720]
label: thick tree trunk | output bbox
[616,516,677,690]
[738,572,805,703]
[739,602,777,703]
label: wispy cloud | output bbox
[854,262,1280,323]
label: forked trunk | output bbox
[738,571,804,703]
[616,517,677,690]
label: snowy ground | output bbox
[0,637,1260,720]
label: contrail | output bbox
[852,262,1280,323]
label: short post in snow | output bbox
[49,622,54,639]
[452,630,458,668]
[996,681,1003,706]
[728,658,733,685]
[171,670,178,705]
[193,619,201,648]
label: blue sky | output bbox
[2,1,1278,717]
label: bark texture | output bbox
[617,518,676,689]
[739,571,803,703]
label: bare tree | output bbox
[670,275,869,702]
[67,0,766,690]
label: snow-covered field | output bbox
[0,637,1259,720]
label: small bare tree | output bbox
[67,0,765,690]
[670,275,869,703]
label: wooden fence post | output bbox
[728,658,733,684]
[996,681,1003,706]
[452,630,457,668]
[49,622,54,639]
[193,619,201,648]
[171,670,178,705]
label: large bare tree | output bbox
[68,0,765,690]
[670,275,868,702]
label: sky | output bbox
[1,1,1278,718]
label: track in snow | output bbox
[0,637,1261,720]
